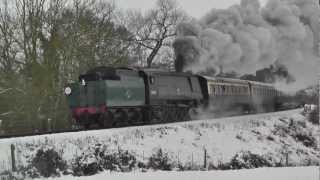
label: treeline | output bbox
[0,0,186,134]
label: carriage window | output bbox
[266,89,268,96]
[150,76,155,84]
[188,77,193,92]
[210,85,214,95]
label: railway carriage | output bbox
[203,76,279,116]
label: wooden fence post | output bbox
[11,144,16,171]
[285,152,289,166]
[191,152,193,168]
[203,148,207,169]
[142,151,144,161]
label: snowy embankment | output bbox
[0,109,319,178]
[43,166,320,180]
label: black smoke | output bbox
[240,64,295,84]
[173,0,320,92]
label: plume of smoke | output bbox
[173,0,320,92]
[241,63,295,84]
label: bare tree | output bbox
[0,0,133,134]
[126,0,186,67]
[0,0,19,74]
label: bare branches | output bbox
[125,0,186,67]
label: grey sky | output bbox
[114,0,268,18]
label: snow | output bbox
[41,166,320,180]
[0,109,319,175]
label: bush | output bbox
[219,151,272,170]
[294,133,317,148]
[72,144,138,176]
[102,150,137,172]
[30,147,66,177]
[72,154,102,176]
[148,149,172,171]
[273,119,317,148]
[230,151,272,169]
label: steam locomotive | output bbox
[64,66,282,128]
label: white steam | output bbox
[173,0,320,92]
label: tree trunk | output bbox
[147,40,163,67]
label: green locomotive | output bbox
[65,67,204,128]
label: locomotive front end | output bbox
[65,79,107,128]
[64,67,146,128]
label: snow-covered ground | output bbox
[0,108,319,178]
[43,166,320,180]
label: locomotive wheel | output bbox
[114,109,128,126]
[188,107,198,120]
[127,109,135,125]
[135,108,143,123]
[169,107,178,122]
[98,111,114,128]
[82,112,91,129]
[162,106,172,123]
[127,108,144,125]
[127,109,139,125]
[151,106,163,123]
[178,107,190,121]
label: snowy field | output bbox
[0,108,319,178]
[42,166,320,180]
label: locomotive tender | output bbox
[64,66,281,128]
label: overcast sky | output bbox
[114,0,268,18]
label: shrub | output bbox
[30,147,66,177]
[229,151,272,169]
[294,133,317,148]
[72,144,138,175]
[148,149,172,171]
[72,153,102,176]
[219,151,272,170]
[102,150,137,172]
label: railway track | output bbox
[0,108,302,140]
[0,128,87,139]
